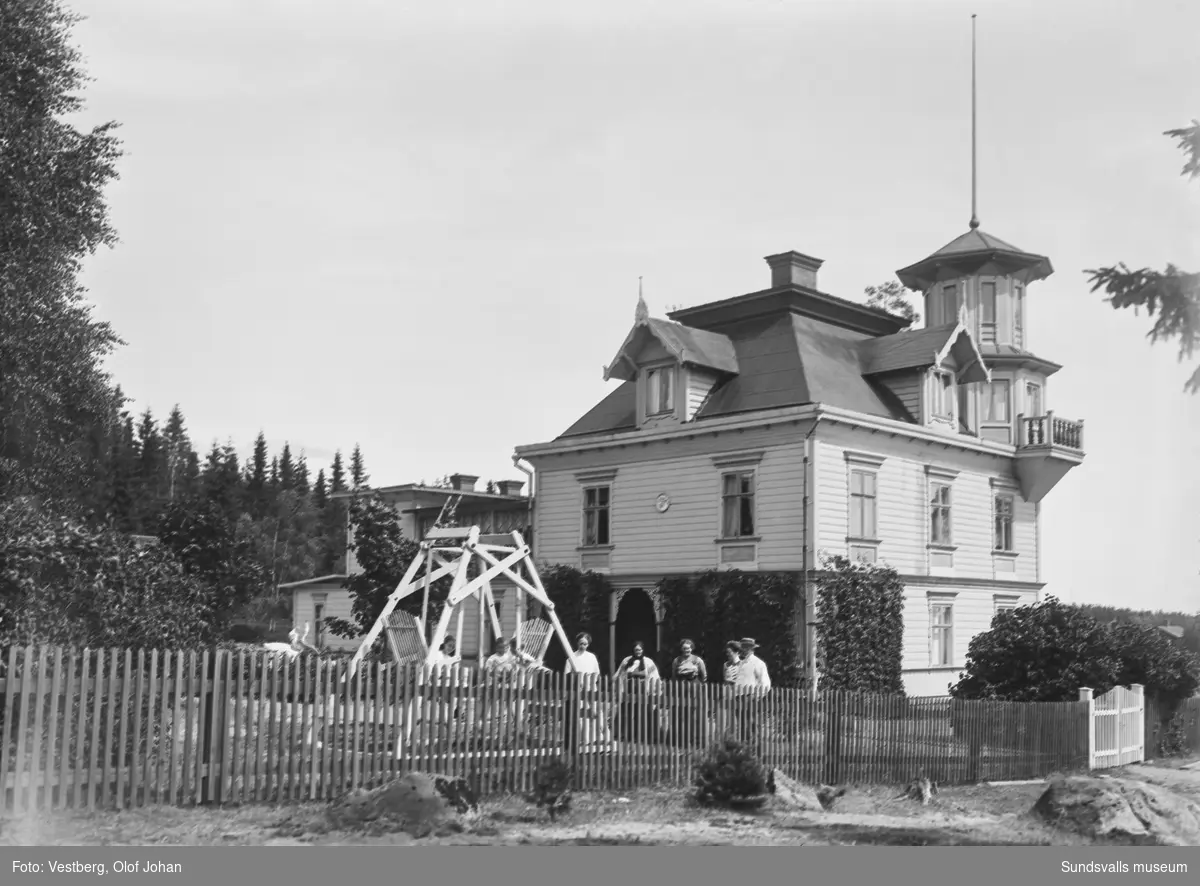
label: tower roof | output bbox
[896,227,1054,291]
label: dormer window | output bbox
[646,365,675,415]
[931,370,955,420]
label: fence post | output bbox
[1078,687,1094,769]
[1131,683,1145,763]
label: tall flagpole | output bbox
[969,13,979,230]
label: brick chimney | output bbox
[764,251,824,290]
[495,479,525,497]
[449,473,479,492]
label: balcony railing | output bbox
[1017,411,1084,451]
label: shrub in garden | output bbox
[951,595,1200,705]
[1107,620,1200,706]
[1157,706,1197,757]
[692,736,767,805]
[814,555,905,695]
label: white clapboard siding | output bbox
[532,423,809,574]
[685,368,722,421]
[814,429,1037,581]
[899,584,1035,696]
[294,587,359,652]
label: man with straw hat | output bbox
[733,638,771,744]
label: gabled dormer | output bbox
[859,312,990,434]
[603,293,739,429]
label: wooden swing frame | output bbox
[347,526,578,678]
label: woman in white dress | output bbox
[566,633,606,745]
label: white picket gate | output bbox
[1080,684,1144,769]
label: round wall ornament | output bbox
[655,493,671,513]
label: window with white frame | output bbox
[980,280,997,341]
[940,284,957,326]
[982,379,1011,423]
[930,483,952,545]
[931,370,955,420]
[646,366,675,415]
[930,598,954,667]
[721,470,755,538]
[582,485,611,546]
[849,470,877,539]
[993,494,1014,552]
[1025,381,1042,418]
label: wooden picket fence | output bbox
[2,644,1093,814]
[1082,684,1144,769]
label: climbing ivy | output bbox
[538,564,612,672]
[657,570,805,687]
[814,555,905,695]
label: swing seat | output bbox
[518,618,555,665]
[385,610,428,667]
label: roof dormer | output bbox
[859,311,990,434]
[603,292,739,428]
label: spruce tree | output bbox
[296,452,310,496]
[246,431,268,517]
[313,468,328,510]
[278,442,295,490]
[330,450,346,493]
[350,444,367,489]
[135,409,163,529]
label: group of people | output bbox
[564,634,772,746]
[426,633,545,673]
[416,630,771,748]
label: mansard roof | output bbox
[860,320,990,384]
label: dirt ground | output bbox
[3,759,1198,846]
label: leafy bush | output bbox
[0,498,234,649]
[538,565,611,672]
[814,555,905,695]
[1107,620,1200,705]
[951,595,1200,704]
[692,736,767,805]
[685,570,804,686]
[657,575,711,673]
[1157,706,1196,757]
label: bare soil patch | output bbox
[1,778,1115,846]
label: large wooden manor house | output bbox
[290,220,1084,696]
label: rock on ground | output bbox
[1033,775,1200,846]
[768,770,826,814]
[325,773,479,838]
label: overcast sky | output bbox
[70,0,1198,613]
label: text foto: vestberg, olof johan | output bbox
[13,860,183,875]
[1061,861,1188,874]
